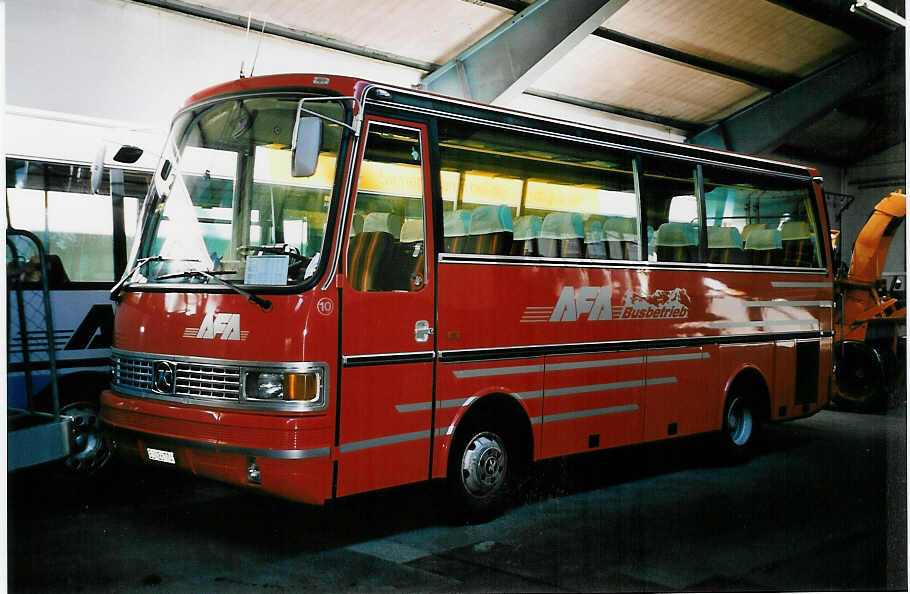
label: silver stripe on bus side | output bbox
[645,352,711,363]
[454,352,709,378]
[544,376,676,398]
[546,356,644,371]
[745,300,832,307]
[708,320,819,329]
[339,430,430,453]
[770,281,832,288]
[543,404,640,424]
[454,364,545,378]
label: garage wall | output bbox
[6,0,683,164]
[841,143,906,277]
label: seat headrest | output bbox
[707,226,743,249]
[741,223,766,242]
[744,228,782,251]
[604,217,638,241]
[349,213,364,237]
[513,215,542,241]
[399,219,424,243]
[584,220,604,244]
[443,209,471,237]
[468,205,513,235]
[363,212,402,238]
[540,212,583,240]
[655,222,696,247]
[780,220,811,241]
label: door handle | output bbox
[414,320,434,343]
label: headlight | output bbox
[242,365,327,410]
[244,372,285,400]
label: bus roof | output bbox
[183,73,816,180]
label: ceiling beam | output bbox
[763,0,892,41]
[686,31,904,155]
[421,0,631,105]
[478,0,795,91]
[590,29,798,92]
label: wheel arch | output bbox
[722,365,772,425]
[445,391,535,472]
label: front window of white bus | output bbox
[128,93,346,295]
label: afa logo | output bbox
[520,286,691,323]
[183,312,250,341]
[614,288,690,320]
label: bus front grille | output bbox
[111,353,242,400]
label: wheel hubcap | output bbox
[62,402,111,474]
[727,397,754,447]
[461,432,507,498]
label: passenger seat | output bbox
[511,215,542,257]
[744,228,782,266]
[443,209,471,253]
[655,222,696,262]
[780,221,816,267]
[584,219,607,259]
[539,212,584,259]
[707,227,747,264]
[347,212,402,291]
[466,205,513,255]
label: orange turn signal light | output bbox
[285,372,319,402]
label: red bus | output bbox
[100,74,833,519]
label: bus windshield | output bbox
[133,94,345,288]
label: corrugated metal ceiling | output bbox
[138,0,904,164]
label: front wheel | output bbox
[448,427,513,523]
[718,393,760,463]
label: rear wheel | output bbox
[719,392,760,462]
[448,426,513,523]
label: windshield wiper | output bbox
[110,256,199,302]
[156,269,272,311]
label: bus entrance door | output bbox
[335,119,437,497]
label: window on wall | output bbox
[346,123,427,292]
[436,118,641,260]
[703,167,822,268]
[639,157,701,263]
[5,158,150,284]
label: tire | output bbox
[448,425,514,523]
[719,392,760,463]
[33,373,114,476]
[61,400,113,476]
[832,341,888,412]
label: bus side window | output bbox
[640,158,701,263]
[436,118,641,261]
[703,167,821,268]
[347,123,426,292]
[6,159,148,284]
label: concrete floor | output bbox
[8,407,906,593]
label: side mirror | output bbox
[291,116,322,177]
[113,145,143,164]
[91,146,106,195]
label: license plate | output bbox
[147,447,176,464]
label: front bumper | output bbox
[101,390,334,504]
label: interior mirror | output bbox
[90,146,106,195]
[113,145,144,164]
[292,116,322,177]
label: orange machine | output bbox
[833,190,906,410]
